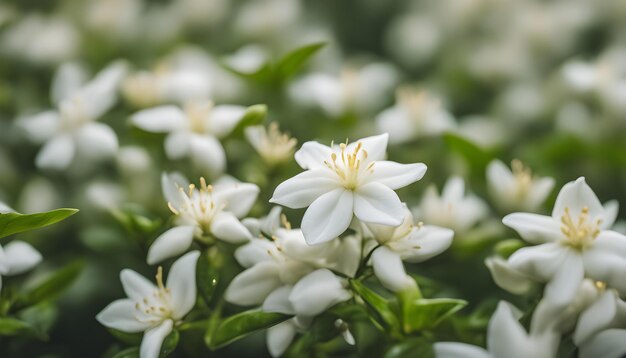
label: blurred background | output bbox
[1,0,626,356]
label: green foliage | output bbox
[230,104,268,137]
[0,208,78,239]
[196,250,220,307]
[0,317,39,337]
[160,329,179,357]
[13,260,84,310]
[206,310,292,349]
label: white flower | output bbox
[289,64,398,117]
[245,122,297,166]
[131,101,247,174]
[363,206,453,292]
[97,251,200,358]
[18,61,127,170]
[572,284,626,346]
[414,176,488,235]
[434,301,560,358]
[147,173,258,264]
[0,241,42,292]
[376,88,455,144]
[271,133,427,245]
[487,159,555,213]
[503,177,626,306]
[579,329,626,358]
[485,256,534,295]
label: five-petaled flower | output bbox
[270,133,427,245]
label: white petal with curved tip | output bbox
[147,226,196,265]
[353,182,403,226]
[371,246,414,292]
[225,262,281,306]
[161,172,189,208]
[552,177,604,223]
[364,161,427,190]
[131,106,187,133]
[166,251,200,319]
[189,134,226,174]
[36,134,75,170]
[210,211,252,243]
[485,257,533,295]
[234,240,274,268]
[348,133,388,163]
[579,329,626,358]
[487,302,530,356]
[96,299,151,333]
[544,251,584,307]
[294,141,334,170]
[526,177,555,210]
[262,285,295,315]
[486,160,515,197]
[270,169,339,209]
[213,182,260,218]
[120,269,156,301]
[583,243,626,295]
[433,342,491,358]
[602,200,619,229]
[289,269,351,316]
[76,123,118,159]
[140,319,174,358]
[18,111,60,144]
[399,225,454,263]
[375,106,415,145]
[301,189,353,245]
[442,176,465,202]
[507,243,566,282]
[209,105,246,138]
[574,291,617,345]
[164,131,192,159]
[267,320,297,358]
[502,213,560,244]
[2,241,42,275]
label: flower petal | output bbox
[502,213,561,244]
[234,239,274,268]
[552,177,604,223]
[189,134,226,174]
[544,251,584,307]
[18,111,60,144]
[120,269,156,301]
[2,241,42,275]
[210,211,252,243]
[354,182,404,226]
[96,299,151,333]
[270,169,339,209]
[208,105,246,138]
[289,269,351,316]
[267,320,297,358]
[166,251,200,319]
[350,133,388,163]
[363,161,427,190]
[131,106,187,133]
[574,291,617,345]
[579,329,626,358]
[147,226,196,265]
[487,302,530,356]
[213,182,260,218]
[371,246,414,292]
[602,200,619,229]
[485,256,533,295]
[76,122,118,159]
[507,243,566,282]
[486,160,516,197]
[301,189,354,245]
[399,225,454,263]
[51,62,87,104]
[433,342,491,358]
[225,261,281,306]
[35,134,75,170]
[294,141,334,170]
[262,285,295,315]
[161,172,189,208]
[164,131,191,159]
[140,319,174,358]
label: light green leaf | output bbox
[443,133,494,174]
[399,295,467,333]
[207,310,291,349]
[0,317,38,337]
[14,260,84,309]
[385,338,435,358]
[231,104,268,137]
[196,251,220,306]
[159,329,179,357]
[0,208,78,239]
[349,280,400,335]
[494,239,526,259]
[276,42,326,80]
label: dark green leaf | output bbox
[400,297,467,333]
[276,42,325,80]
[15,260,84,309]
[385,338,435,358]
[0,208,78,239]
[112,347,140,358]
[159,329,179,357]
[196,251,219,306]
[109,328,142,346]
[207,310,291,349]
[0,317,38,337]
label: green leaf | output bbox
[0,317,38,337]
[196,251,220,306]
[494,239,526,258]
[385,338,435,358]
[443,133,494,174]
[399,296,467,333]
[231,104,267,137]
[108,328,142,346]
[349,280,400,334]
[111,204,161,235]
[276,42,326,80]
[15,260,84,309]
[112,347,140,358]
[0,208,78,239]
[159,329,179,357]
[207,310,291,349]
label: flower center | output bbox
[511,159,532,198]
[134,267,173,323]
[259,122,297,164]
[324,141,373,190]
[560,206,602,250]
[168,177,222,233]
[184,101,213,134]
[397,88,439,125]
